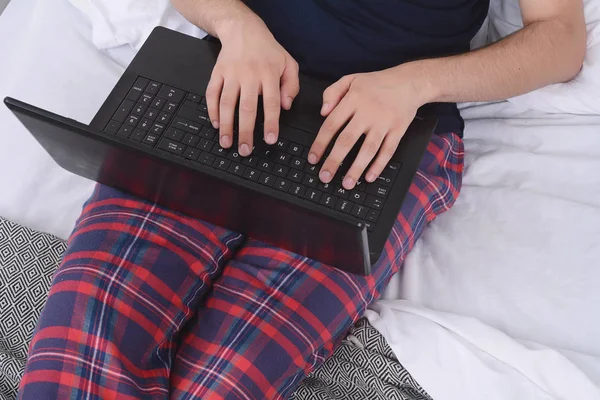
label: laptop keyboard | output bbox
[103,77,402,231]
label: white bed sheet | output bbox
[2,0,600,397]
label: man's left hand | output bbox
[308,65,431,190]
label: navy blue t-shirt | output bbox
[243,0,489,136]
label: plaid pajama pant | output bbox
[19,132,463,400]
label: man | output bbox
[19,0,585,399]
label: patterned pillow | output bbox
[0,217,66,400]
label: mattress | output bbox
[1,0,600,397]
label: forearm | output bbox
[170,0,261,38]
[412,18,587,104]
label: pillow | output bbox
[0,217,67,400]
[488,0,600,114]
[68,0,207,50]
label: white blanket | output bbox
[366,301,600,400]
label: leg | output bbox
[169,132,463,399]
[19,185,245,399]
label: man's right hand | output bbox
[208,16,300,156]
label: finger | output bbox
[321,75,354,116]
[319,117,365,184]
[308,97,353,166]
[237,82,259,156]
[219,80,240,148]
[342,129,387,190]
[280,56,300,110]
[366,129,404,183]
[262,77,281,145]
[206,72,224,129]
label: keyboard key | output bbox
[105,120,121,134]
[273,165,289,177]
[132,103,147,116]
[366,184,389,198]
[334,186,349,199]
[213,158,231,171]
[302,175,319,188]
[317,181,334,193]
[201,97,207,105]
[130,129,146,142]
[375,175,393,186]
[258,160,273,172]
[158,85,185,103]
[227,151,242,161]
[144,108,160,120]
[183,147,200,161]
[157,138,185,155]
[143,133,160,146]
[145,81,162,95]
[288,170,304,183]
[364,221,375,232]
[164,101,178,113]
[158,112,172,124]
[365,195,384,210]
[200,126,217,140]
[274,152,291,165]
[117,125,133,138]
[178,106,212,126]
[197,102,208,113]
[173,117,202,135]
[319,194,338,209]
[211,145,230,157]
[183,100,198,110]
[241,156,258,167]
[126,88,143,102]
[303,189,322,203]
[182,133,199,147]
[151,123,166,135]
[254,147,274,159]
[291,157,306,169]
[125,114,140,127]
[386,162,402,176]
[153,97,167,109]
[289,143,304,156]
[197,138,214,152]
[355,180,366,192]
[259,172,276,187]
[132,77,149,93]
[349,191,366,204]
[335,198,354,214]
[275,138,289,151]
[187,93,202,103]
[366,209,380,223]
[140,94,153,105]
[274,178,291,192]
[197,152,215,166]
[306,164,319,175]
[243,168,260,181]
[351,204,369,219]
[138,119,152,131]
[228,163,246,177]
[113,100,135,122]
[289,183,306,197]
[165,128,185,142]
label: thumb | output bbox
[280,56,300,110]
[321,74,354,116]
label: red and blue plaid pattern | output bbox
[19,132,463,400]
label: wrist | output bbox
[399,59,444,105]
[213,10,265,42]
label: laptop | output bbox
[4,27,435,276]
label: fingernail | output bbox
[213,120,220,129]
[266,132,277,144]
[366,172,377,182]
[321,103,330,114]
[221,135,231,148]
[285,96,293,109]
[240,143,250,156]
[343,176,355,190]
[308,153,318,164]
[319,170,332,183]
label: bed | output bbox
[1,0,600,399]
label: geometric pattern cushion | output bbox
[0,217,66,400]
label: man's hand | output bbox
[208,17,300,156]
[309,66,430,190]
[170,0,300,156]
